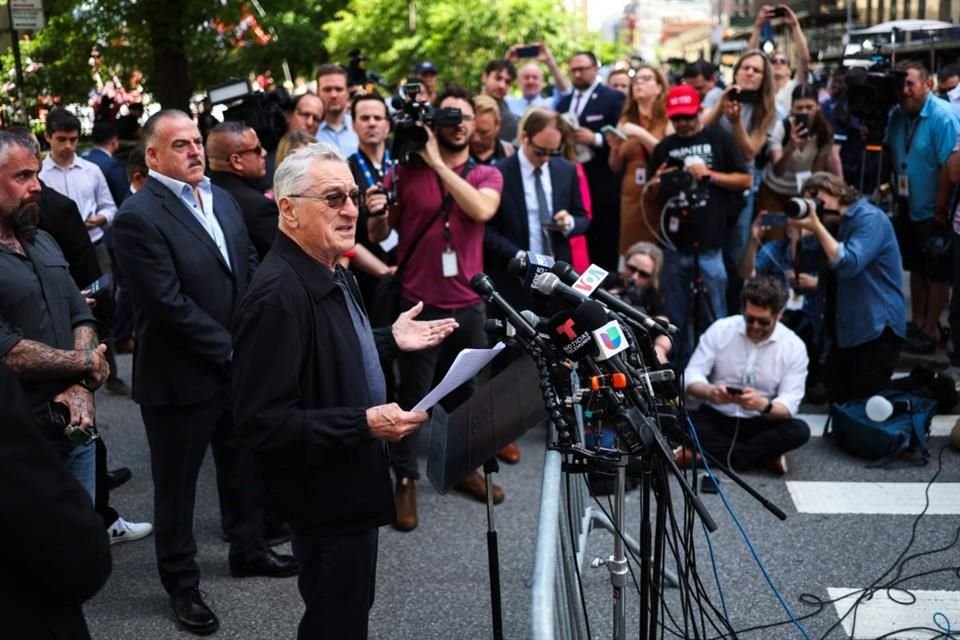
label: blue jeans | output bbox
[63,441,96,502]
[661,248,727,367]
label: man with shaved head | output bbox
[207,121,277,259]
[113,109,297,636]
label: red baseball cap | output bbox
[665,85,701,118]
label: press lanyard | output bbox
[355,150,391,189]
[903,115,920,161]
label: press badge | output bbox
[897,174,910,197]
[635,168,647,185]
[668,216,680,234]
[441,249,459,278]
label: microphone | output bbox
[507,253,555,288]
[484,318,516,340]
[520,309,548,332]
[551,261,677,335]
[531,271,592,307]
[545,309,595,361]
[470,273,538,342]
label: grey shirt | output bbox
[0,229,96,417]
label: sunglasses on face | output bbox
[744,313,773,328]
[625,264,653,279]
[530,142,562,157]
[289,188,364,209]
[771,57,789,65]
[235,144,264,157]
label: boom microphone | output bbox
[550,261,677,336]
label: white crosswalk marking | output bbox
[796,413,955,438]
[827,588,960,639]
[786,481,960,514]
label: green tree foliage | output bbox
[2,0,348,114]
[324,0,621,92]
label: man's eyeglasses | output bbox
[625,264,653,279]
[234,144,263,157]
[288,189,363,209]
[569,66,595,74]
[771,56,789,65]
[744,313,773,328]
[531,142,562,158]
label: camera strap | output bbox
[395,159,475,278]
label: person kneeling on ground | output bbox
[681,276,810,475]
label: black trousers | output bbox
[688,406,810,470]
[827,327,902,404]
[392,299,486,480]
[140,394,266,595]
[949,237,960,367]
[291,527,378,640]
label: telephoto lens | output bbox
[785,197,818,219]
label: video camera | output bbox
[207,78,290,152]
[845,62,906,146]
[659,165,708,209]
[389,82,462,165]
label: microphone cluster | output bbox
[470,255,680,463]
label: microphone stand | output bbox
[482,456,504,640]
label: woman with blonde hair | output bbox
[607,64,672,251]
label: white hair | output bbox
[273,143,346,200]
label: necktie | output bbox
[573,92,583,115]
[533,167,553,256]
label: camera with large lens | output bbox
[390,83,463,165]
[845,63,906,147]
[785,197,824,219]
[660,167,708,209]
[207,78,291,151]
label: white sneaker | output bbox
[108,516,154,545]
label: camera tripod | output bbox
[686,243,717,351]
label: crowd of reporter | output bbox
[5,4,960,636]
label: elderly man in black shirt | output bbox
[232,143,457,639]
[0,131,110,498]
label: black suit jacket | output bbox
[83,147,129,207]
[209,170,279,261]
[484,154,589,307]
[38,182,102,289]
[113,177,258,407]
[0,364,111,639]
[557,84,625,202]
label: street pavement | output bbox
[86,354,960,639]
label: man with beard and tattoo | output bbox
[0,130,110,501]
[368,85,504,531]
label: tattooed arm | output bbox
[2,338,109,386]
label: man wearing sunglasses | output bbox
[648,85,752,365]
[748,4,810,115]
[113,110,297,636]
[208,122,277,260]
[683,276,810,475]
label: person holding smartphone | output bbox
[748,4,811,115]
[759,84,835,214]
[682,277,810,475]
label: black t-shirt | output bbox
[648,125,748,252]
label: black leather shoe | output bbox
[106,467,132,491]
[229,550,299,578]
[170,587,219,636]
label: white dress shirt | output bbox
[684,315,808,418]
[39,155,117,243]
[567,79,604,148]
[517,150,553,256]
[148,170,232,270]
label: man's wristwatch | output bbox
[762,399,774,415]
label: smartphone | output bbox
[726,385,744,396]
[770,6,788,17]
[601,124,627,140]
[516,45,540,58]
[760,212,787,228]
[84,273,111,297]
[732,89,760,104]
[793,113,810,136]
